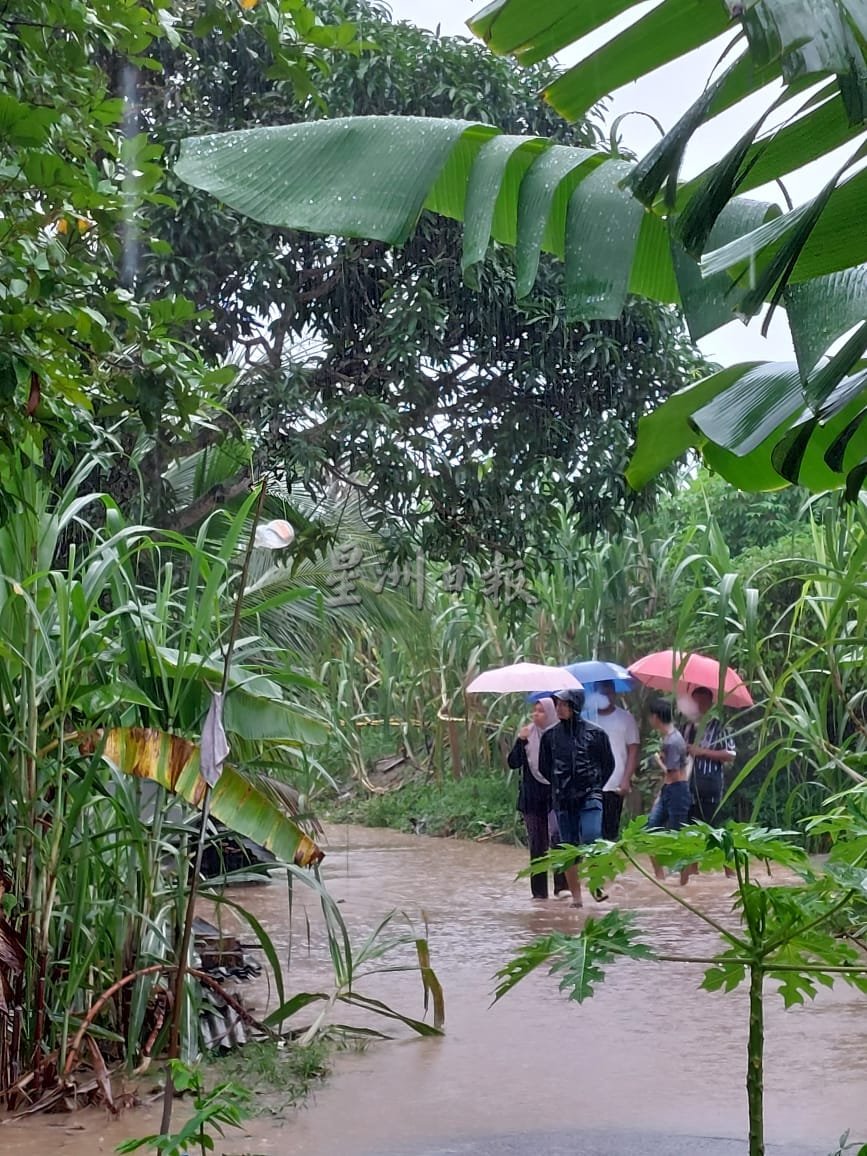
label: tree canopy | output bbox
[137,1,705,555]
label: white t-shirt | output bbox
[594,707,640,792]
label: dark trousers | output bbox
[690,791,721,823]
[523,812,568,898]
[602,791,624,841]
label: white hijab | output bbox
[525,697,559,784]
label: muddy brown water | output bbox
[2,824,865,1155]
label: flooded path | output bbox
[3,824,866,1154]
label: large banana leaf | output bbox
[627,361,867,496]
[175,117,777,323]
[468,0,867,488]
[174,0,867,493]
[102,728,324,867]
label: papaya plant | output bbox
[495,811,867,1156]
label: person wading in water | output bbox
[508,697,567,900]
[681,685,737,884]
[539,688,614,908]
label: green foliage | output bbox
[0,455,328,1089]
[262,892,445,1041]
[147,0,706,555]
[652,473,811,559]
[317,479,863,838]
[498,810,867,1156]
[176,0,867,497]
[209,1039,331,1115]
[116,1060,251,1155]
[0,0,230,472]
[829,1130,867,1156]
[493,910,653,1003]
[0,0,360,529]
[328,773,520,841]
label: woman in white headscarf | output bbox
[507,697,567,900]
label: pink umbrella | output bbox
[466,663,583,694]
[627,649,754,708]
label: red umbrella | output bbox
[627,649,754,708]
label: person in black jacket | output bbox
[507,697,568,900]
[539,688,615,908]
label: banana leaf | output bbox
[102,727,323,867]
[171,0,867,492]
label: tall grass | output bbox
[315,490,867,837]
[0,456,335,1095]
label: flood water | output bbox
[2,823,865,1155]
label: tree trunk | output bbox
[747,963,765,1156]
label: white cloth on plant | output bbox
[201,691,230,786]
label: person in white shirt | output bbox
[592,680,641,841]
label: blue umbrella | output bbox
[566,659,636,693]
[527,659,636,701]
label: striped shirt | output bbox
[686,717,736,798]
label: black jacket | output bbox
[507,738,553,816]
[539,716,614,813]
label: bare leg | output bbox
[680,862,698,886]
[565,864,583,907]
[651,856,665,881]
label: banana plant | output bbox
[173,0,867,498]
[0,454,328,1094]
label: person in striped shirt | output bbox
[684,686,736,821]
[681,685,737,884]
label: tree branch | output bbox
[165,473,252,531]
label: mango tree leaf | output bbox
[101,727,324,867]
